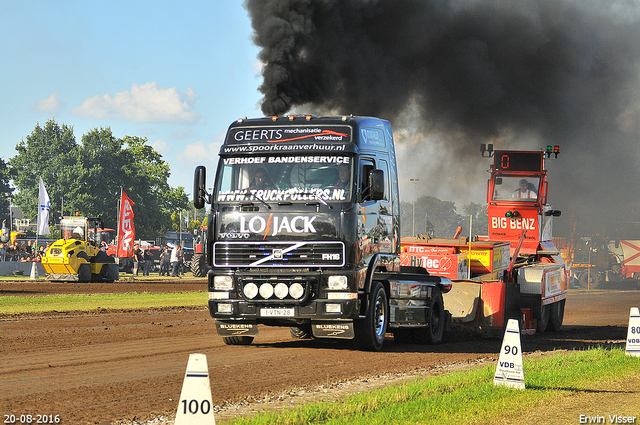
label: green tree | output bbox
[63,126,124,225]
[9,119,78,224]
[120,135,189,237]
[10,120,189,239]
[0,158,13,231]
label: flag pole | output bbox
[116,187,122,250]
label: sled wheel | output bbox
[537,304,550,332]
[548,299,565,332]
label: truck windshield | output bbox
[215,154,353,203]
[492,176,540,202]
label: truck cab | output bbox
[486,148,561,256]
[194,115,452,350]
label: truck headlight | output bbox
[213,276,234,291]
[326,304,342,313]
[274,283,289,299]
[289,283,304,299]
[259,283,274,299]
[243,283,258,299]
[327,275,348,290]
[218,303,232,313]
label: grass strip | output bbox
[0,291,207,314]
[224,347,640,425]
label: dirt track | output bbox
[1,280,638,424]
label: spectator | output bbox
[170,245,182,277]
[159,247,170,276]
[133,244,142,275]
[142,248,151,276]
[7,244,18,261]
[36,245,45,261]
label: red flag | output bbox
[117,190,135,257]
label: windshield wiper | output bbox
[298,191,333,210]
[315,195,333,210]
[241,191,272,210]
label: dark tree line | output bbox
[400,196,488,239]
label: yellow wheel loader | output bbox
[41,216,119,282]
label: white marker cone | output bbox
[493,318,525,389]
[175,353,216,425]
[625,307,640,357]
[30,262,39,280]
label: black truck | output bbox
[194,115,452,351]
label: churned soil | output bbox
[0,279,637,424]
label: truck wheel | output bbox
[578,272,589,288]
[290,324,313,339]
[425,287,445,344]
[191,253,207,277]
[222,336,254,345]
[548,299,565,332]
[537,304,550,332]
[579,271,603,289]
[354,281,388,351]
[411,287,445,344]
[591,272,603,289]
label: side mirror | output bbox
[369,169,384,201]
[194,166,207,209]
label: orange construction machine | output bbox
[401,145,568,335]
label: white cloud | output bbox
[34,93,63,114]
[150,138,169,155]
[176,140,221,164]
[71,82,201,124]
[172,129,196,140]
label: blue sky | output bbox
[1,1,263,196]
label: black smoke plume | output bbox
[245,0,640,237]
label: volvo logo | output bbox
[273,249,283,259]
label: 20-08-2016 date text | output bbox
[4,415,60,424]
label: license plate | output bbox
[260,308,295,317]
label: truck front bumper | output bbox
[208,298,361,322]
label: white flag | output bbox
[37,177,51,235]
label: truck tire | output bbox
[424,287,445,344]
[354,281,388,351]
[411,287,445,344]
[222,336,254,345]
[537,304,550,332]
[392,329,412,344]
[548,299,565,332]
[579,271,603,289]
[290,324,313,339]
[191,253,207,277]
[591,272,603,289]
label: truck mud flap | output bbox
[442,280,481,323]
[311,321,354,339]
[215,320,258,337]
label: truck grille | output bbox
[213,241,345,267]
